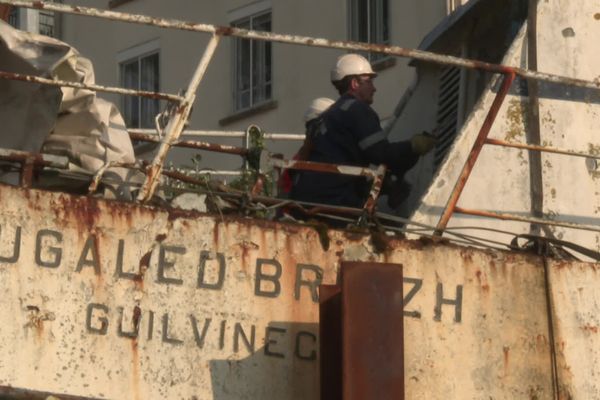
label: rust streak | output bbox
[132,305,142,332]
[215,26,233,36]
[503,346,510,377]
[581,324,599,334]
[137,251,151,289]
[130,336,140,400]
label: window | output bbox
[7,7,19,29]
[349,0,389,62]
[446,0,467,14]
[231,11,272,111]
[7,1,60,38]
[38,8,59,37]
[119,52,160,128]
[109,0,135,8]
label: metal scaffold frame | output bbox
[0,0,599,235]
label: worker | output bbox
[290,53,436,208]
[298,97,336,159]
[279,97,335,195]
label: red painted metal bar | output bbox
[485,138,600,160]
[435,73,516,235]
[268,157,387,215]
[267,157,381,179]
[341,261,404,400]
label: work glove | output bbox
[410,132,437,155]
[382,174,412,209]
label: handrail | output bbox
[435,73,516,234]
[0,70,183,102]
[1,0,599,234]
[2,0,600,90]
[454,207,600,234]
[137,34,221,202]
[129,129,305,141]
[485,138,600,160]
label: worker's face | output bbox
[352,74,376,104]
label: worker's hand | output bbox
[382,175,412,209]
[410,132,437,155]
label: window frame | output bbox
[230,9,273,112]
[117,40,161,129]
[446,0,466,14]
[38,7,59,38]
[348,0,390,63]
[7,7,19,29]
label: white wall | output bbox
[60,0,447,169]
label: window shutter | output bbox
[434,65,461,167]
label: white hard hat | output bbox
[330,53,376,82]
[303,97,335,123]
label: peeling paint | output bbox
[504,99,525,141]
[0,183,596,397]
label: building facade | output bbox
[31,1,465,169]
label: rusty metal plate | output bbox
[341,261,404,400]
[548,260,600,399]
[319,284,341,400]
[0,184,595,399]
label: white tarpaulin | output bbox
[0,20,138,197]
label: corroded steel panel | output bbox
[385,243,554,399]
[548,260,600,399]
[319,285,341,400]
[410,0,600,256]
[341,262,404,400]
[0,183,594,399]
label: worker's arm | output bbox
[362,137,419,174]
[351,103,429,175]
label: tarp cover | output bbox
[0,20,137,195]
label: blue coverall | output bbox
[290,94,419,208]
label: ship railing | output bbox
[431,72,600,237]
[1,0,600,235]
